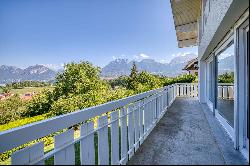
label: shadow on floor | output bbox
[128,97,247,165]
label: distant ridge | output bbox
[0,64,57,84]
[2,53,237,84]
[101,53,198,77]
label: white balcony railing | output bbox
[0,83,198,165]
[218,83,234,100]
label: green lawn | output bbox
[10,86,54,95]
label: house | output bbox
[171,0,249,161]
[20,92,37,100]
[0,94,5,100]
[20,93,33,100]
[183,57,199,75]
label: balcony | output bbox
[0,83,247,165]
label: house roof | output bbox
[183,58,199,70]
[170,0,201,48]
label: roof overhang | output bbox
[170,0,201,48]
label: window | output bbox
[216,42,235,128]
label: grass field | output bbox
[10,86,54,95]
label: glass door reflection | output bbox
[216,42,235,128]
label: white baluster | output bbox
[194,84,198,97]
[177,84,180,96]
[54,129,75,165]
[110,111,119,165]
[11,142,44,165]
[223,86,228,99]
[80,122,95,165]
[128,105,135,159]
[120,107,128,165]
[218,86,222,98]
[139,101,144,145]
[180,85,183,96]
[98,115,109,165]
[228,86,234,99]
[187,85,190,97]
[134,103,140,151]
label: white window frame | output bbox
[214,34,235,141]
[205,55,214,112]
[234,14,249,161]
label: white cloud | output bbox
[139,53,149,58]
[112,54,127,60]
[41,63,64,71]
[133,53,150,61]
[171,52,191,57]
[159,59,169,64]
[160,52,197,64]
[218,53,233,60]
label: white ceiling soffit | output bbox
[170,0,201,48]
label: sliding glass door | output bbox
[216,41,235,128]
[244,25,249,153]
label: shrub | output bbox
[218,72,234,83]
[26,89,53,117]
[0,113,50,132]
[0,95,28,124]
[0,113,53,162]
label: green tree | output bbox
[26,89,53,116]
[0,95,27,124]
[218,72,234,83]
[136,71,162,92]
[127,62,138,90]
[108,76,129,89]
[49,61,110,115]
[2,86,11,93]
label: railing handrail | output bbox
[0,85,169,153]
[218,83,234,86]
[175,83,198,85]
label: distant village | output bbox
[0,91,37,101]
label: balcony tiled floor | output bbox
[128,97,248,165]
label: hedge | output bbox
[0,113,53,162]
[0,113,50,132]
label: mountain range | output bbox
[1,53,235,84]
[101,53,198,77]
[0,65,57,84]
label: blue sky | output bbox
[0,0,197,69]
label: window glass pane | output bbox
[217,42,234,127]
[247,30,249,139]
[209,62,213,101]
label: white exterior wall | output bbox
[198,0,233,60]
[198,0,249,161]
[198,0,233,104]
[198,0,249,105]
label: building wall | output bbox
[198,0,233,60]
[197,0,249,161]
[188,70,198,76]
[198,0,249,103]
